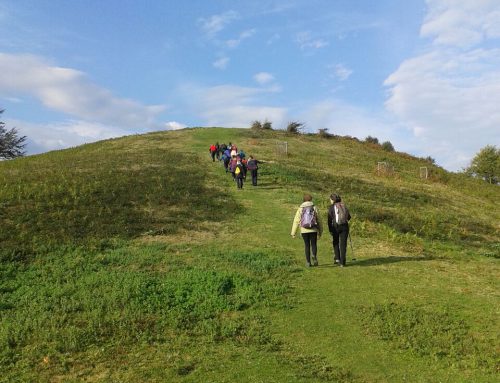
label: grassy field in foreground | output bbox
[0,127,498,382]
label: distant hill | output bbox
[1,127,498,382]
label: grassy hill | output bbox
[0,127,498,382]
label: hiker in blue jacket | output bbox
[219,143,227,160]
[328,193,351,267]
[221,152,230,172]
[291,194,323,267]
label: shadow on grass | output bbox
[314,256,431,268]
[256,183,281,190]
[347,255,432,267]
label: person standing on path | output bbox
[246,155,260,186]
[235,160,245,189]
[230,145,238,158]
[221,151,230,172]
[291,194,323,267]
[215,142,220,160]
[327,193,351,267]
[209,144,217,162]
[229,156,238,180]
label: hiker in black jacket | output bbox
[246,155,260,186]
[328,193,351,267]
[215,142,220,160]
[235,160,245,189]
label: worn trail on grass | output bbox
[182,130,498,382]
[201,138,498,383]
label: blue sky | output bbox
[1,0,499,170]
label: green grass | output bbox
[0,127,498,382]
[361,302,497,371]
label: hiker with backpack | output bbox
[229,155,238,180]
[328,193,351,267]
[219,143,227,160]
[291,194,323,267]
[221,151,230,172]
[234,160,245,189]
[246,155,260,186]
[224,147,231,161]
[215,142,220,160]
[230,145,238,158]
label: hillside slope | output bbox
[0,127,498,382]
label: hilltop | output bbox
[0,127,498,382]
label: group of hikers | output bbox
[291,193,352,268]
[209,142,352,268]
[209,142,261,189]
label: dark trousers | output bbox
[250,169,258,185]
[301,232,317,264]
[331,224,349,266]
[210,151,216,161]
[236,177,244,189]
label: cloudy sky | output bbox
[1,0,499,170]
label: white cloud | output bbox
[165,121,186,130]
[254,72,275,85]
[421,0,500,48]
[198,10,239,38]
[181,83,287,128]
[298,99,399,141]
[330,64,353,81]
[0,53,166,130]
[213,56,230,70]
[226,29,256,48]
[296,31,329,50]
[8,118,131,154]
[384,1,500,170]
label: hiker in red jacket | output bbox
[209,144,217,162]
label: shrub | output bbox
[250,120,262,130]
[262,120,273,130]
[365,135,379,144]
[424,156,436,164]
[381,141,395,152]
[318,128,331,138]
[286,121,304,134]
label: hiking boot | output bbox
[305,262,311,268]
[312,256,318,266]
